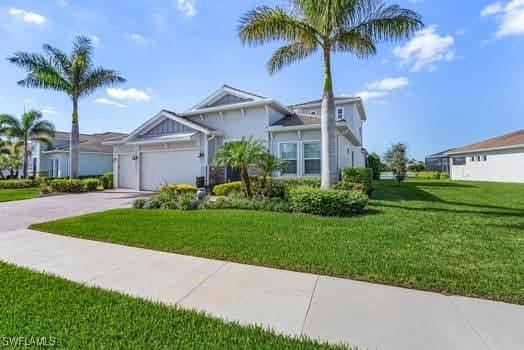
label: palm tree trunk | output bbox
[70,99,79,179]
[241,165,252,198]
[22,136,29,179]
[320,49,337,189]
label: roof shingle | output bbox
[448,129,524,154]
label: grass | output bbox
[0,187,39,202]
[31,179,524,304]
[0,262,342,349]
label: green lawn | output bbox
[31,180,524,304]
[0,262,340,349]
[0,188,39,202]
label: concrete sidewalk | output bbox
[1,228,522,350]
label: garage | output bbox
[118,154,136,189]
[140,150,202,191]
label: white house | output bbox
[446,129,524,183]
[31,131,126,178]
[105,85,367,191]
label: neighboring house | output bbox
[446,129,524,183]
[31,131,126,178]
[105,85,367,191]
[425,148,455,174]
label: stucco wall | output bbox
[450,147,524,183]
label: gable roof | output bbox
[189,85,266,111]
[288,96,361,109]
[44,132,126,153]
[426,148,456,158]
[447,129,524,154]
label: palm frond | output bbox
[332,30,377,58]
[30,136,54,149]
[8,52,71,92]
[80,67,127,97]
[238,6,319,47]
[267,41,318,74]
[0,114,22,137]
[21,110,43,131]
[30,120,56,139]
[43,44,72,78]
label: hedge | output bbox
[100,172,114,189]
[337,167,374,195]
[289,186,368,217]
[416,171,441,179]
[0,180,39,189]
[82,178,101,191]
[213,181,244,196]
[49,179,85,193]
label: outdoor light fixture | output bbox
[198,151,204,158]
[132,155,139,161]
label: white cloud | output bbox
[455,28,468,35]
[481,0,524,37]
[8,8,46,24]
[93,98,127,108]
[178,0,196,16]
[354,90,389,102]
[366,77,409,91]
[107,88,151,102]
[129,34,155,46]
[41,106,59,115]
[90,34,100,46]
[393,25,455,72]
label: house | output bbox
[425,148,455,174]
[446,129,524,183]
[31,131,126,178]
[106,85,367,191]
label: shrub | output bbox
[132,198,147,209]
[195,176,205,188]
[49,179,84,193]
[143,196,163,209]
[208,195,290,213]
[253,177,321,199]
[178,192,200,210]
[338,167,374,195]
[213,181,244,196]
[82,178,100,191]
[174,184,197,194]
[416,171,440,179]
[289,186,368,217]
[0,179,39,189]
[439,172,450,179]
[100,172,114,189]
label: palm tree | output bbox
[0,141,23,179]
[0,110,55,178]
[214,136,266,197]
[238,0,423,188]
[256,152,287,189]
[8,35,126,178]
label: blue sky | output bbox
[0,0,523,160]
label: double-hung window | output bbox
[337,107,344,119]
[303,142,321,175]
[280,143,298,175]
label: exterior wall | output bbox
[449,147,524,183]
[337,135,365,169]
[78,153,113,176]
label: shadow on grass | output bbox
[377,202,524,218]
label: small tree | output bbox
[256,152,287,189]
[214,136,266,197]
[384,143,408,185]
[367,152,382,180]
[0,142,23,179]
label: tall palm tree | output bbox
[214,136,266,197]
[8,35,126,178]
[0,110,55,178]
[238,0,423,188]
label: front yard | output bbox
[31,179,524,304]
[0,262,338,349]
[0,188,39,202]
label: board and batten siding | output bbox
[450,147,524,183]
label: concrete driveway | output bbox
[0,190,145,232]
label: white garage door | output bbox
[118,154,135,189]
[140,150,202,191]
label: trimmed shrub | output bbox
[49,179,84,193]
[82,178,100,191]
[440,172,450,179]
[339,167,374,195]
[289,186,368,217]
[416,171,440,179]
[132,198,147,209]
[213,181,244,196]
[208,195,290,213]
[0,180,39,189]
[174,184,197,194]
[100,172,114,189]
[178,192,200,210]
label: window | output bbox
[453,157,466,166]
[483,155,487,161]
[310,110,317,116]
[280,143,298,175]
[337,107,344,119]
[477,155,481,162]
[303,142,321,175]
[471,156,475,162]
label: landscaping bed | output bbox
[32,179,524,304]
[0,262,340,349]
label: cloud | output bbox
[107,88,151,102]
[41,106,59,115]
[56,0,68,7]
[8,8,46,24]
[93,98,127,108]
[481,0,524,37]
[178,0,196,16]
[355,90,389,102]
[366,77,409,91]
[455,28,468,35]
[393,25,455,72]
[129,34,155,46]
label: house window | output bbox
[337,107,344,119]
[477,155,481,162]
[471,156,475,162]
[310,111,318,116]
[280,143,298,175]
[303,142,321,175]
[453,157,466,165]
[483,155,487,161]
